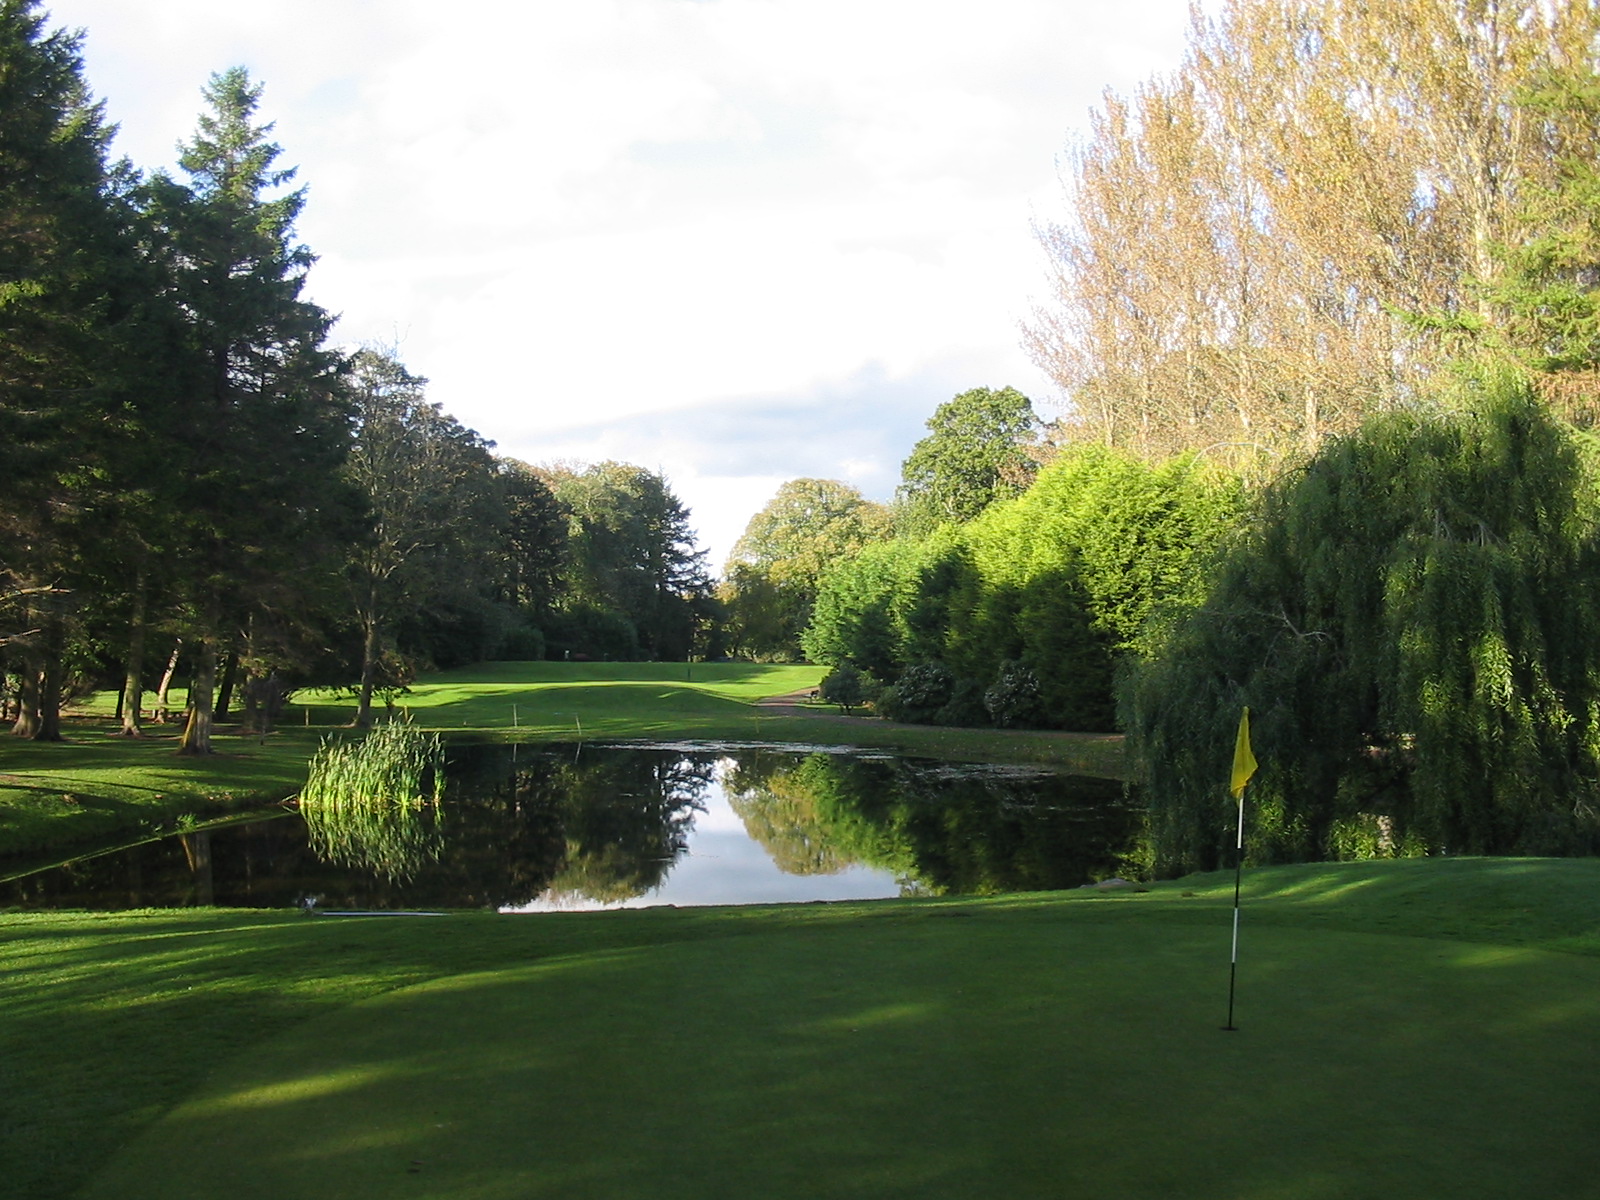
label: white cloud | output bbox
[47,0,1200,570]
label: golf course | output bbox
[2,663,1598,1199]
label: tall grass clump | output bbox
[299,721,445,882]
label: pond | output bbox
[0,742,1140,912]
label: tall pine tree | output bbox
[0,0,138,740]
[140,67,352,753]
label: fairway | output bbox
[13,860,1597,1200]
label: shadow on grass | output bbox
[69,910,1600,1200]
[0,728,318,862]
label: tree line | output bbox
[0,1,712,750]
[737,0,1600,872]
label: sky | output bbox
[45,0,1200,572]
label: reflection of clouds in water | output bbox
[502,758,900,912]
[691,763,751,834]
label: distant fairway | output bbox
[7,858,1597,1200]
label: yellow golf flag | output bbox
[1230,707,1257,799]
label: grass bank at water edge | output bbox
[2,661,1122,863]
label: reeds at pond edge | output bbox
[298,720,445,883]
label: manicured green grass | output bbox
[4,858,1598,1200]
[3,663,1121,864]
[0,723,322,864]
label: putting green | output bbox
[77,911,1600,1200]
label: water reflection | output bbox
[301,793,443,884]
[725,753,1134,896]
[0,745,1139,912]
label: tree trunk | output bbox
[10,601,64,741]
[10,661,40,739]
[178,637,217,755]
[353,610,379,729]
[119,567,149,736]
[34,640,64,742]
[215,647,239,722]
[154,640,181,723]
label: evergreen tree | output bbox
[140,67,351,753]
[808,447,1241,731]
[0,0,139,740]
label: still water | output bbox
[1,742,1138,912]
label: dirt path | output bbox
[751,688,869,724]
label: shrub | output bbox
[819,663,872,712]
[934,677,990,727]
[983,661,1045,728]
[878,663,954,724]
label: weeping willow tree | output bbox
[1123,373,1600,875]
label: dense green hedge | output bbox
[804,447,1242,730]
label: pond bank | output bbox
[1,663,1124,864]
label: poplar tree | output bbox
[1029,0,1600,458]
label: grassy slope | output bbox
[3,858,1597,1200]
[1,662,1121,864]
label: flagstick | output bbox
[1225,789,1244,1032]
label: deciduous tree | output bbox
[342,349,504,727]
[724,479,890,660]
[541,463,711,660]
[1123,373,1600,874]
[896,387,1039,536]
[1028,0,1600,458]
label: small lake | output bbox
[0,742,1139,912]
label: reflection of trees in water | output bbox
[302,794,443,884]
[724,753,1137,894]
[541,754,710,904]
[723,755,851,876]
[391,746,708,908]
[4,746,1135,911]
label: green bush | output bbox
[805,447,1242,732]
[819,663,871,712]
[933,677,990,727]
[878,663,955,724]
[983,661,1044,728]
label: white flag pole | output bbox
[1225,789,1245,1032]
[1224,706,1255,1032]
